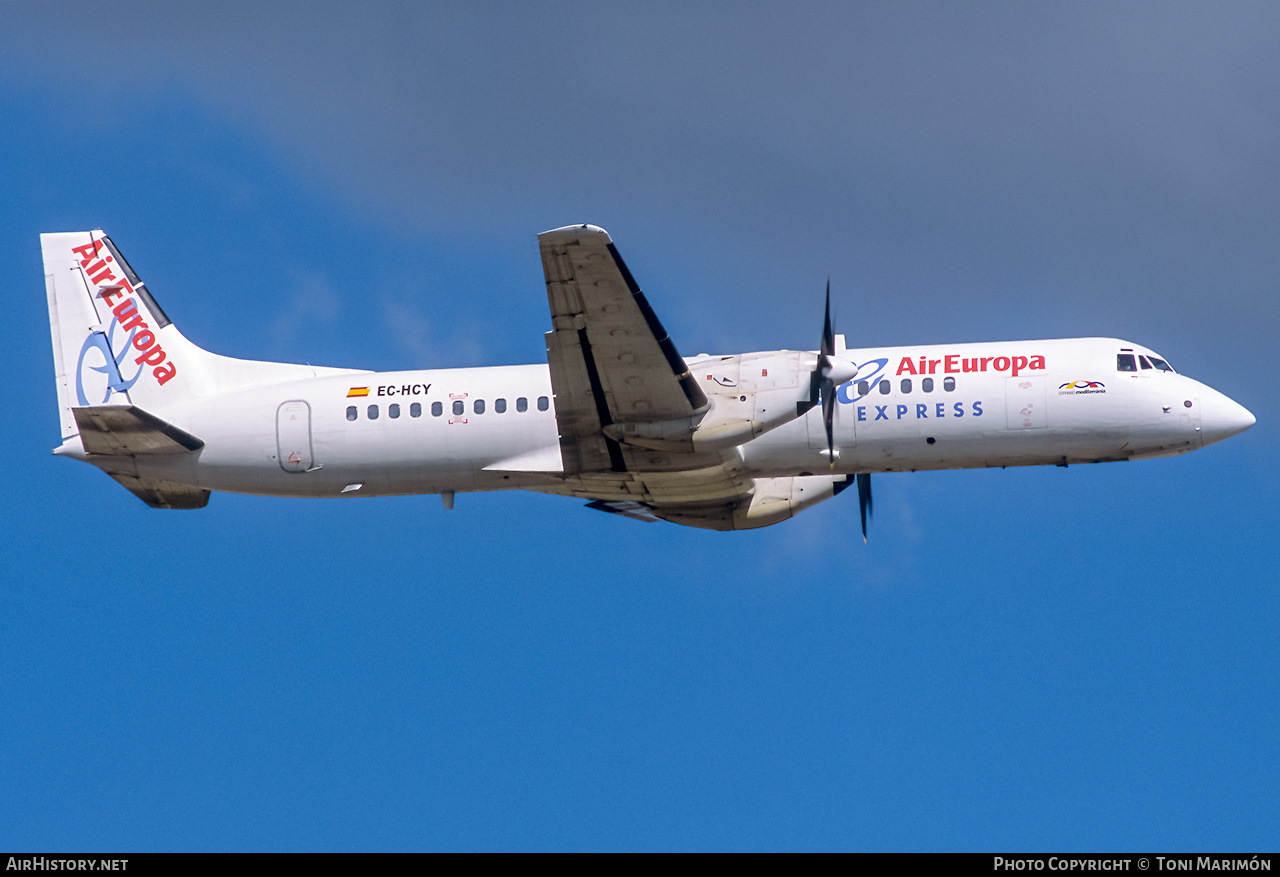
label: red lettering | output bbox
[135,345,167,366]
[962,358,979,372]
[980,357,993,371]
[928,359,941,374]
[153,363,176,385]
[90,268,116,285]
[112,298,147,331]
[131,329,156,350]
[896,356,917,375]
[72,241,103,265]
[945,354,959,373]
[1030,355,1045,370]
[993,356,1010,371]
[1012,355,1028,376]
[101,287,124,306]
[84,257,113,276]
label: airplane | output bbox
[43,224,1255,535]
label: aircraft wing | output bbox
[540,225,708,474]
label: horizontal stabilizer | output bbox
[73,405,204,455]
[103,470,210,509]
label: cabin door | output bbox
[277,400,314,473]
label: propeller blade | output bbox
[817,282,870,540]
[818,279,837,464]
[821,279,835,358]
[821,380,836,464]
[857,472,873,543]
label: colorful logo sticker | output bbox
[1058,380,1106,395]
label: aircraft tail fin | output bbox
[43,230,211,441]
[43,230,365,506]
[44,230,360,446]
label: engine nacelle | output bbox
[602,350,855,454]
[652,473,852,530]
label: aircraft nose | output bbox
[1196,385,1255,446]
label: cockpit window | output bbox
[1117,354,1137,372]
[1148,356,1174,373]
[1139,355,1153,370]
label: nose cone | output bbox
[825,356,860,387]
[1198,386,1255,446]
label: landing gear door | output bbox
[277,400,314,473]
[1005,378,1048,430]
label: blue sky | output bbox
[1,2,1276,851]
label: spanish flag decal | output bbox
[347,387,370,398]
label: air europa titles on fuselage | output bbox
[74,241,177,386]
[856,401,984,421]
[896,352,1046,377]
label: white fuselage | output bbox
[61,336,1246,501]
[43,227,1254,527]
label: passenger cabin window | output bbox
[537,396,550,411]
[452,400,464,415]
[367,404,379,420]
[1117,354,1137,372]
[922,377,934,393]
[900,379,912,394]
[516,397,528,412]
[943,377,956,392]
[495,398,507,414]
[389,403,400,418]
[410,402,422,417]
[878,380,891,395]
[858,381,870,396]
[431,401,443,417]
[474,399,485,414]
[346,406,357,421]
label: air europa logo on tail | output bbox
[896,353,1046,377]
[72,241,177,391]
[76,324,142,406]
